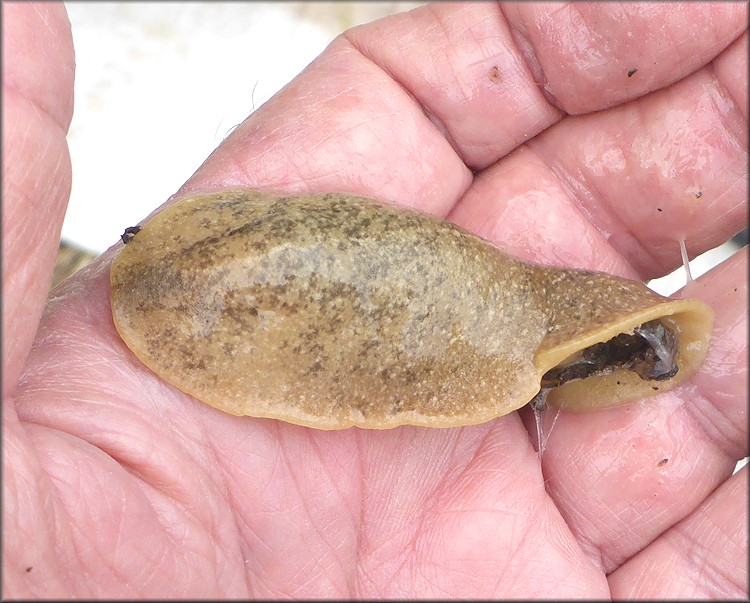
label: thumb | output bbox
[2,2,75,399]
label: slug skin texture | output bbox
[110,191,713,429]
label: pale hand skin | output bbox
[3,2,748,598]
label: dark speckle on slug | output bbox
[110,190,713,429]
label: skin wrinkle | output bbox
[523,148,604,246]
[502,13,548,104]
[428,9,481,107]
[9,433,68,595]
[351,434,369,595]
[522,163,626,273]
[238,32,469,201]
[404,531,433,592]
[336,33,461,158]
[706,174,746,225]
[4,90,72,397]
[238,520,274,597]
[4,125,65,263]
[306,437,359,581]
[312,551,346,596]
[706,63,749,156]
[410,438,469,563]
[687,385,743,461]
[252,68,423,193]
[688,255,748,457]
[595,446,701,573]
[715,34,749,122]
[670,519,737,596]
[276,435,342,592]
[2,80,72,137]
[508,4,746,116]
[304,111,388,157]
[247,430,336,593]
[106,450,208,555]
[245,562,276,599]
[212,116,298,189]
[3,120,70,250]
[22,4,74,122]
[2,179,33,259]
[37,440,109,598]
[353,448,422,592]
[34,385,244,595]
[553,467,610,569]
[33,390,158,487]
[510,5,564,111]
[99,506,141,595]
[509,519,547,587]
[410,432,526,591]
[479,5,562,162]
[4,92,43,183]
[214,441,283,566]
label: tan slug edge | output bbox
[110,190,714,429]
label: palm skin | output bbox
[3,2,747,598]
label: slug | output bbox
[109,190,713,429]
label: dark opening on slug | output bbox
[540,319,679,390]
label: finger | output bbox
[346,2,746,169]
[450,31,747,281]
[520,249,748,574]
[2,2,74,399]
[608,468,747,599]
[526,31,747,279]
[503,2,748,115]
[344,2,562,171]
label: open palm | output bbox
[4,3,747,598]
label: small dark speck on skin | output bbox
[652,386,659,390]
[695,191,702,198]
[489,65,501,83]
[25,566,32,573]
[121,225,141,244]
[657,458,669,466]
[628,68,637,77]
[656,208,663,212]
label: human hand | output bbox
[4,2,747,598]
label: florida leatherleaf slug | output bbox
[110,190,713,429]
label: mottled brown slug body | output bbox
[110,190,713,429]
